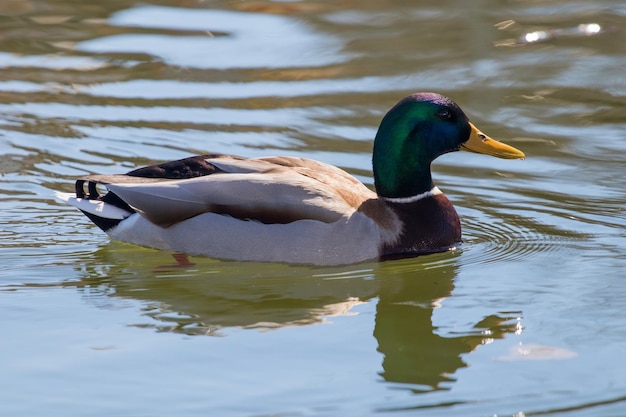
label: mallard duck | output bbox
[56,93,524,265]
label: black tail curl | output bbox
[75,179,99,200]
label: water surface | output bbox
[1,1,625,416]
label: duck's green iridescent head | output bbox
[372,92,524,199]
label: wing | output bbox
[79,155,376,227]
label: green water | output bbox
[1,1,625,416]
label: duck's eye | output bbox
[436,108,452,120]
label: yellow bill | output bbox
[461,122,525,159]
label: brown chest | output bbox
[381,194,461,256]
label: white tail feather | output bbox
[54,192,131,220]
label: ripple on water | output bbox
[460,214,584,266]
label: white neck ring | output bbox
[381,186,442,204]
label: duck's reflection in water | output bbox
[75,245,519,391]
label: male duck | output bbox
[56,93,524,265]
